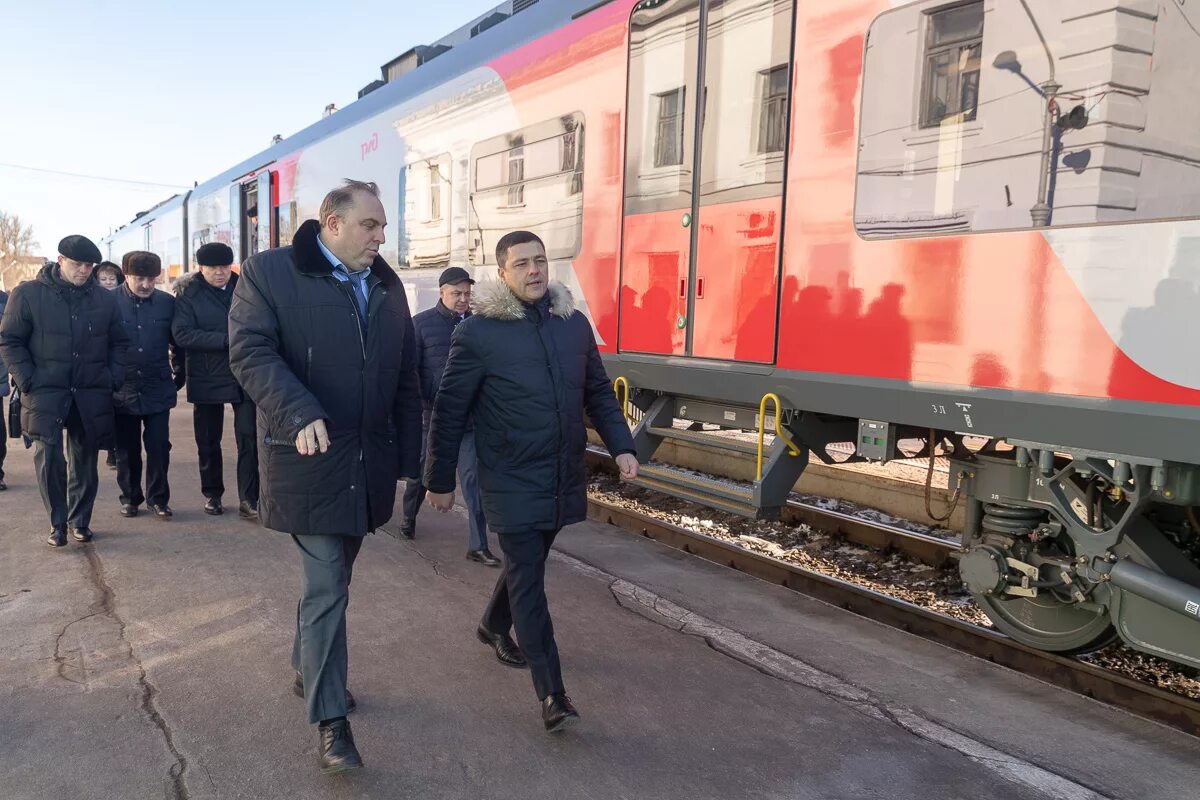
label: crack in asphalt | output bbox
[57,546,192,800]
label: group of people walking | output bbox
[0,238,259,542]
[0,179,640,776]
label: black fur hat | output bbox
[122,250,162,278]
[195,242,234,267]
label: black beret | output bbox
[122,251,162,278]
[195,242,234,267]
[58,235,102,264]
[438,266,474,286]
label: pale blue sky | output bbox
[0,0,502,256]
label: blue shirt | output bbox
[316,235,371,321]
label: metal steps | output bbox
[631,464,759,518]
[645,425,761,456]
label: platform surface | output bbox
[0,406,1197,799]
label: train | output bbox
[101,0,1200,671]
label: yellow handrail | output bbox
[613,376,634,426]
[757,393,801,481]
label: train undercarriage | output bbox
[612,373,1200,672]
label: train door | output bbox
[619,0,795,362]
[256,170,275,252]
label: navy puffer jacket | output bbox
[112,286,179,416]
[424,280,635,534]
[412,301,468,420]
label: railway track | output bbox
[584,449,1200,737]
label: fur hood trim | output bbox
[471,280,575,321]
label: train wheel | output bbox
[972,592,1117,654]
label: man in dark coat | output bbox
[425,230,639,732]
[228,179,422,775]
[0,235,129,546]
[172,243,259,518]
[0,287,9,491]
[399,265,499,565]
[113,251,181,520]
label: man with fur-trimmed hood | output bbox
[424,230,639,733]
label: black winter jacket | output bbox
[228,219,423,537]
[0,290,9,397]
[172,272,243,404]
[0,264,129,444]
[424,280,635,534]
[413,301,470,421]
[112,286,180,416]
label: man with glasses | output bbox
[398,267,499,564]
[172,243,259,519]
[0,235,129,546]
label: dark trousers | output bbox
[114,410,171,507]
[0,397,7,480]
[482,527,565,700]
[291,534,364,724]
[32,404,99,529]
[192,401,258,503]
[402,426,489,551]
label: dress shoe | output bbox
[47,526,67,548]
[204,498,223,516]
[466,549,501,567]
[150,504,173,520]
[293,672,356,713]
[318,718,363,775]
[120,504,139,518]
[398,521,415,540]
[476,625,528,668]
[238,501,259,520]
[542,693,580,733]
[0,479,7,491]
[70,527,94,543]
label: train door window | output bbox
[256,170,274,251]
[620,0,700,356]
[469,115,584,264]
[689,0,794,362]
[403,153,453,268]
[240,182,260,259]
[856,0,1200,236]
[277,202,298,247]
[919,2,983,128]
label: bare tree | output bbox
[0,211,39,260]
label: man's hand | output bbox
[295,419,330,456]
[616,453,639,481]
[427,491,455,513]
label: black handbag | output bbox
[8,385,21,439]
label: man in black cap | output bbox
[113,251,182,520]
[0,235,129,546]
[398,266,499,564]
[173,243,259,519]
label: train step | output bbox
[645,426,761,456]
[631,463,761,518]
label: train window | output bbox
[401,153,453,269]
[469,114,584,264]
[625,0,700,216]
[277,201,298,248]
[699,0,793,201]
[856,0,1200,238]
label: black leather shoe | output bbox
[293,672,356,713]
[542,694,580,733]
[238,501,259,520]
[466,549,501,567]
[318,718,363,775]
[476,625,528,668]
[150,504,173,520]
[204,498,223,516]
[70,527,93,543]
[0,479,7,491]
[47,526,67,548]
[120,504,139,518]
[398,522,415,540]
